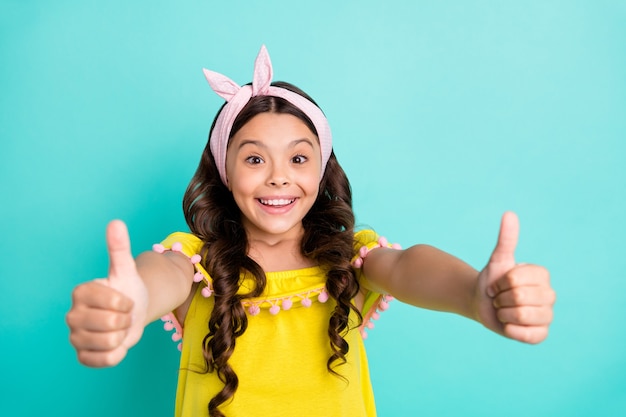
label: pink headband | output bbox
[203,45,332,185]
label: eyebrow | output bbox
[237,138,315,150]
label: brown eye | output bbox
[246,156,263,165]
[292,154,307,164]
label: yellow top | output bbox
[159,230,393,417]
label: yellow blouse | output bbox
[158,230,395,417]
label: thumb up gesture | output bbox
[475,212,555,344]
[66,220,149,367]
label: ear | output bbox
[225,170,231,190]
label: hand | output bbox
[474,212,555,344]
[66,220,149,367]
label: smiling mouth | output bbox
[259,198,296,207]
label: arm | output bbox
[66,220,195,367]
[135,250,195,324]
[362,244,480,320]
[361,212,555,344]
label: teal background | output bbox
[1,0,624,416]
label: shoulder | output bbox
[353,229,383,261]
[352,228,402,268]
[354,228,400,251]
[354,229,379,246]
[158,232,204,258]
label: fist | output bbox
[487,264,555,344]
[66,220,148,367]
[477,212,556,344]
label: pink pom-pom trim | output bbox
[359,294,394,340]
[154,243,215,351]
[282,298,293,310]
[269,305,280,315]
[352,234,402,269]
[152,242,213,302]
[161,313,183,349]
[155,233,403,350]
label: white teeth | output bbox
[260,198,295,206]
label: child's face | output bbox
[225,112,322,243]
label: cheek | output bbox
[227,167,250,197]
[304,176,321,199]
[302,160,322,195]
[230,178,254,200]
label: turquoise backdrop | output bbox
[1,0,625,416]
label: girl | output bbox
[66,46,555,417]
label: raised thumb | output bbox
[106,220,136,284]
[489,211,519,265]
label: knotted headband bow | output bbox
[203,45,332,185]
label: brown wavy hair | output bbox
[182,82,361,417]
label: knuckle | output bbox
[69,331,81,348]
[77,348,124,368]
[515,309,527,322]
[496,308,510,323]
[77,350,101,367]
[76,350,90,366]
[548,289,557,305]
[533,265,550,283]
[509,288,526,305]
[505,272,521,288]
[111,293,133,312]
[102,349,125,367]
[71,284,86,302]
[107,292,123,310]
[102,332,123,350]
[65,311,76,328]
[65,307,86,329]
[107,312,131,330]
[526,327,548,344]
[504,325,548,344]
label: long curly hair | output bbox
[182,81,361,417]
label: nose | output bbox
[268,162,290,187]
